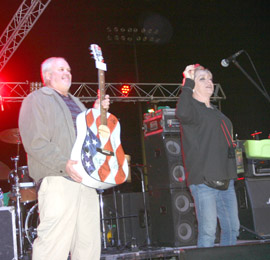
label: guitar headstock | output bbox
[89,44,107,71]
[90,44,104,62]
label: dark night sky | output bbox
[0,0,270,174]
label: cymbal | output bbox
[0,161,11,180]
[0,128,21,144]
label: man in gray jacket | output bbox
[19,57,110,260]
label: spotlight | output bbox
[121,84,131,95]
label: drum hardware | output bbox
[24,203,39,246]
[9,166,37,204]
[0,128,27,257]
[11,156,24,259]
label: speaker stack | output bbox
[235,140,270,239]
[236,177,270,238]
[144,109,197,247]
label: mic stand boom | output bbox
[232,60,270,103]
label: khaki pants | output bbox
[32,176,101,260]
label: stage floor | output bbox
[18,239,270,260]
[100,240,270,260]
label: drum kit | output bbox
[0,129,151,258]
[0,128,38,259]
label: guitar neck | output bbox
[98,69,107,125]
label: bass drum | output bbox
[25,203,39,246]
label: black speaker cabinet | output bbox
[149,188,197,247]
[0,206,18,260]
[235,177,270,237]
[102,192,150,248]
[145,133,186,190]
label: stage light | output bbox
[121,84,131,95]
[105,26,160,45]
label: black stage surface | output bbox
[17,240,270,260]
[100,240,270,260]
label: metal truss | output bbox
[0,81,226,105]
[0,0,51,72]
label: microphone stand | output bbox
[98,189,107,250]
[135,165,151,248]
[232,60,270,103]
[112,187,122,248]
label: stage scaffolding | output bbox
[0,81,226,107]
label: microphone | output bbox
[221,50,244,67]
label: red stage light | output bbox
[251,131,262,139]
[121,84,131,95]
[237,177,245,181]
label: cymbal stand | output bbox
[11,156,24,259]
[136,165,151,247]
[98,189,107,250]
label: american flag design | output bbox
[70,108,128,189]
[81,126,101,174]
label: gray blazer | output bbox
[19,87,86,183]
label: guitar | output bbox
[70,44,128,189]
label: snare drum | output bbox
[9,166,37,203]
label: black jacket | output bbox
[175,79,237,186]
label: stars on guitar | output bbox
[85,151,91,158]
[81,127,101,175]
[85,160,91,169]
[92,138,99,146]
